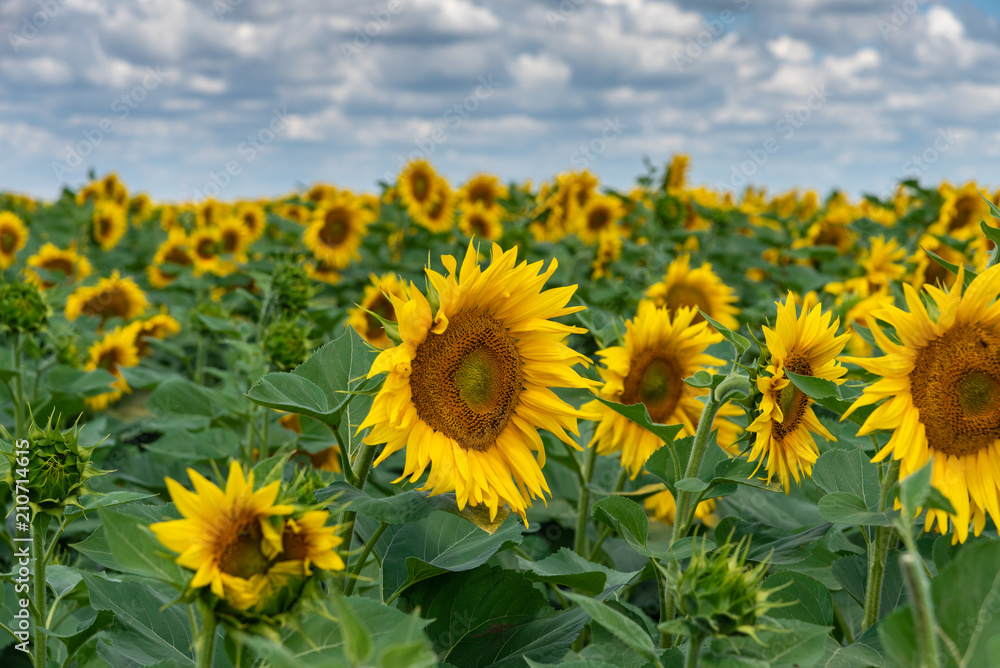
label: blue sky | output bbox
[1,0,998,202]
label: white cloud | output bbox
[767,36,813,63]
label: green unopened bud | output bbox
[272,261,313,315]
[264,318,312,371]
[0,281,49,334]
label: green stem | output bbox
[335,442,379,593]
[13,332,25,439]
[588,467,629,561]
[901,551,939,668]
[832,598,855,645]
[33,513,49,668]
[653,559,673,649]
[574,443,598,556]
[671,393,721,546]
[344,522,388,596]
[862,458,900,631]
[194,603,217,668]
[686,632,705,668]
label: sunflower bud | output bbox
[0,281,49,334]
[664,536,785,642]
[264,318,311,371]
[2,412,107,514]
[271,261,313,315]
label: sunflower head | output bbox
[303,194,369,270]
[644,255,740,330]
[92,201,128,251]
[458,201,503,241]
[236,203,267,240]
[663,153,691,193]
[0,281,49,334]
[460,173,508,212]
[26,243,93,288]
[0,211,28,269]
[130,313,181,357]
[644,488,717,528]
[65,271,149,324]
[576,195,625,245]
[398,159,440,212]
[84,325,141,410]
[349,272,406,348]
[412,179,456,233]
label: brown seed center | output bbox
[621,350,683,423]
[773,354,812,441]
[319,208,350,246]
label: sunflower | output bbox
[26,243,93,288]
[359,242,596,521]
[459,173,508,213]
[412,179,456,233]
[397,159,439,215]
[305,183,338,204]
[218,217,253,262]
[150,462,294,608]
[303,195,369,270]
[189,228,234,276]
[66,271,149,325]
[279,510,345,575]
[299,446,343,473]
[84,325,141,410]
[349,272,407,348]
[129,193,153,224]
[304,260,341,285]
[92,201,128,251]
[746,295,851,492]
[583,302,743,478]
[0,212,29,269]
[591,228,623,280]
[458,202,503,240]
[643,255,740,330]
[576,195,625,245]
[158,205,181,232]
[663,154,690,193]
[645,489,717,528]
[129,313,181,357]
[236,203,267,241]
[793,204,857,255]
[860,236,906,291]
[843,265,1000,543]
[196,199,228,228]
[148,230,194,288]
[933,181,991,240]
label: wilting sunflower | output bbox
[148,230,194,288]
[349,272,407,348]
[458,202,503,240]
[644,255,740,330]
[576,195,625,245]
[92,201,128,251]
[397,159,439,216]
[84,325,141,410]
[359,242,596,521]
[0,211,28,269]
[129,313,181,357]
[26,243,93,288]
[843,265,1000,543]
[303,195,369,270]
[583,302,743,478]
[66,271,149,325]
[645,489,717,528]
[459,173,508,214]
[746,295,851,492]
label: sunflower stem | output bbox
[671,392,721,546]
[32,512,49,668]
[588,467,629,560]
[344,521,388,596]
[685,631,705,668]
[335,441,379,593]
[901,551,939,668]
[194,602,217,668]
[574,443,598,556]
[653,558,674,649]
[12,331,25,440]
[862,458,900,631]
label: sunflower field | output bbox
[2,157,1000,668]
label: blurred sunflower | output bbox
[129,193,153,224]
[576,195,625,245]
[398,159,439,215]
[458,202,503,240]
[860,236,907,291]
[236,203,267,241]
[84,325,140,410]
[190,228,235,276]
[591,228,622,280]
[644,255,740,330]
[305,183,338,204]
[663,153,690,193]
[158,205,181,232]
[746,295,850,492]
[218,217,253,262]
[304,260,340,285]
[459,173,508,213]
[645,489,717,528]
[303,195,369,269]
[299,446,342,473]
[843,265,1000,543]
[66,271,149,325]
[92,201,128,251]
[911,236,964,290]
[933,181,990,240]
[583,302,742,478]
[129,313,181,357]
[412,179,456,233]
[349,272,407,348]
[196,199,227,228]
[26,243,93,288]
[359,242,596,521]
[0,212,29,269]
[148,230,194,288]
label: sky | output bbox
[1,0,998,202]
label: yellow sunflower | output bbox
[148,230,194,288]
[26,243,93,288]
[305,183,338,204]
[189,228,235,277]
[459,173,508,213]
[129,313,181,357]
[643,255,740,330]
[644,489,717,528]
[397,159,439,215]
[196,198,228,228]
[843,264,1000,543]
[298,446,343,473]
[860,236,907,291]
[576,195,625,245]
[66,271,149,325]
[933,181,991,240]
[303,195,369,270]
[236,203,267,241]
[279,510,345,575]
[218,217,253,262]
[349,272,407,348]
[413,179,456,233]
[583,302,743,478]
[359,242,596,521]
[458,202,503,240]
[746,295,851,492]
[129,193,153,224]
[0,211,28,269]
[84,325,141,410]
[304,260,341,285]
[663,153,690,193]
[158,205,181,232]
[92,201,128,251]
[591,228,623,280]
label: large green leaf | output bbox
[592,496,650,557]
[704,617,830,668]
[357,511,523,602]
[784,371,873,426]
[143,428,240,462]
[764,571,833,627]
[565,591,662,668]
[817,493,894,527]
[817,639,888,668]
[832,550,905,618]
[714,519,830,565]
[517,547,641,596]
[812,447,881,510]
[590,396,684,448]
[95,505,185,583]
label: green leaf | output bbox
[764,572,833,627]
[592,496,650,557]
[684,370,715,388]
[898,459,933,517]
[49,609,115,666]
[82,572,192,665]
[817,493,894,527]
[922,247,976,288]
[46,366,120,397]
[517,547,641,596]
[880,539,1000,668]
[812,447,882,510]
[46,564,84,598]
[590,395,685,447]
[245,373,330,421]
[700,312,751,356]
[706,617,830,668]
[709,458,783,493]
[784,371,873,426]
[817,640,887,668]
[675,477,709,493]
[646,438,694,492]
[331,592,373,665]
[143,428,239,462]
[832,550,905,617]
[715,520,830,565]
[356,511,523,603]
[96,506,185,583]
[564,591,662,668]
